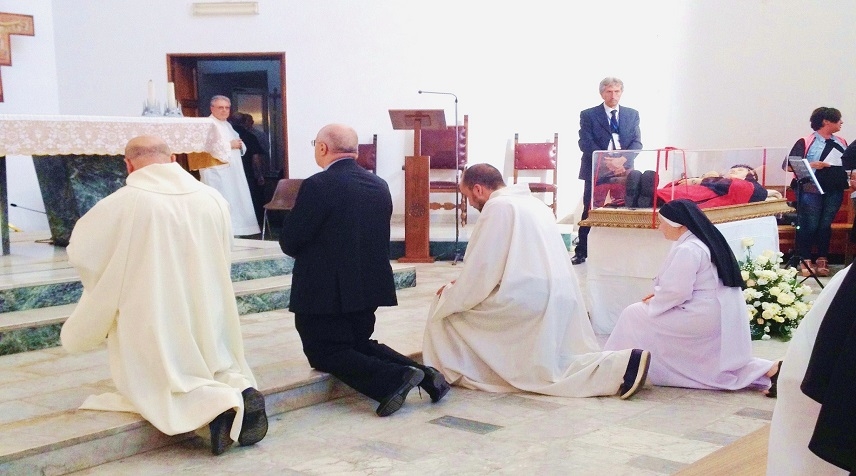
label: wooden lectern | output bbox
[389,109,446,263]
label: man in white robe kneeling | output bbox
[423,163,650,399]
[60,135,267,456]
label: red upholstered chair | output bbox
[356,134,377,173]
[261,178,303,240]
[513,132,558,216]
[421,115,468,226]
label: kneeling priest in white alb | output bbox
[422,163,650,399]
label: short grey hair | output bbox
[599,77,624,94]
[210,95,231,106]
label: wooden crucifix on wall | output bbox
[0,13,35,102]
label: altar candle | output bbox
[147,80,156,107]
[167,82,177,109]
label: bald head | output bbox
[461,163,506,191]
[314,123,358,168]
[124,135,174,173]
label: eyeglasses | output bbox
[311,139,318,147]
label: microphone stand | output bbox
[418,90,463,264]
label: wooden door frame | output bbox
[166,52,289,177]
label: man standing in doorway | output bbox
[201,95,261,237]
[574,77,642,264]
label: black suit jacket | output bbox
[577,104,642,180]
[280,159,397,314]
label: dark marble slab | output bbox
[0,157,8,255]
[0,282,83,314]
[0,323,61,355]
[32,155,127,247]
[429,415,503,434]
[231,256,294,282]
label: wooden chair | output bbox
[260,178,303,240]
[357,134,377,173]
[421,115,468,226]
[513,132,559,216]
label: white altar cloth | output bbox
[587,215,779,335]
[0,114,230,163]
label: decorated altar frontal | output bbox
[0,114,232,255]
[580,146,795,335]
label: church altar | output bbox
[0,114,232,254]
[586,213,782,335]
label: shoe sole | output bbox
[376,368,424,417]
[620,350,650,400]
[238,388,268,446]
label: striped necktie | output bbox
[610,110,619,133]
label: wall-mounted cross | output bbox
[0,13,35,102]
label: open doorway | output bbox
[167,52,288,180]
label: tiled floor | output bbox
[51,251,810,475]
[0,227,832,475]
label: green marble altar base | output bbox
[32,154,128,247]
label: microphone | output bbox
[418,90,458,102]
[10,203,46,214]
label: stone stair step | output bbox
[0,265,415,356]
[0,264,442,475]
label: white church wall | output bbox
[0,0,58,231]
[3,1,856,232]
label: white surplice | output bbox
[61,162,256,441]
[766,266,850,476]
[199,117,261,236]
[604,231,772,390]
[422,184,632,397]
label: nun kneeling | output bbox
[603,199,781,392]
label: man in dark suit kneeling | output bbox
[280,123,450,417]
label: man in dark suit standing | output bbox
[280,123,450,417]
[573,77,642,264]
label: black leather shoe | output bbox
[637,170,656,208]
[376,367,424,417]
[766,361,782,398]
[571,254,586,265]
[624,169,642,208]
[238,387,268,446]
[209,409,236,455]
[421,367,451,403]
[619,349,650,400]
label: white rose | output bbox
[762,334,771,340]
[769,287,781,296]
[784,307,798,320]
[742,237,755,248]
[762,249,775,258]
[777,292,795,305]
[741,270,750,281]
[757,278,768,286]
[756,255,769,266]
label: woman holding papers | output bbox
[782,107,850,277]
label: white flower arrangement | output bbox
[738,243,813,340]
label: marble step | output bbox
[0,248,295,314]
[0,262,447,475]
[0,264,417,356]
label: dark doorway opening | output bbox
[167,52,288,180]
